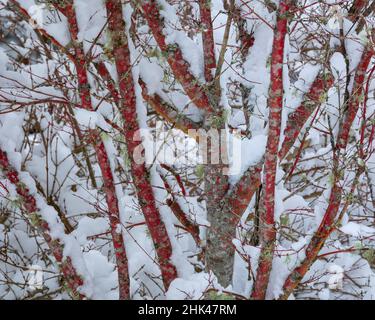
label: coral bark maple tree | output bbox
[0,0,374,300]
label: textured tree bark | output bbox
[166,199,200,245]
[199,0,216,83]
[0,149,86,299]
[225,163,263,221]
[355,1,375,33]
[279,40,374,300]
[138,0,234,287]
[5,0,367,300]
[203,6,256,285]
[139,79,202,135]
[138,0,334,289]
[8,0,131,299]
[251,0,293,300]
[94,61,121,106]
[139,0,215,114]
[52,0,130,299]
[279,71,334,160]
[204,155,231,286]
[105,0,178,291]
[205,162,263,287]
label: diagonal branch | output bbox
[139,78,202,135]
[251,0,294,300]
[348,0,368,23]
[222,161,263,227]
[8,0,74,60]
[228,67,335,221]
[137,0,215,114]
[94,61,120,106]
[158,168,200,246]
[214,0,235,89]
[223,160,263,231]
[279,70,334,160]
[0,149,87,299]
[279,37,374,300]
[355,1,375,33]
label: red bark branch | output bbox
[360,64,375,159]
[167,199,200,246]
[105,0,178,290]
[53,0,130,299]
[57,1,91,110]
[227,69,334,236]
[279,71,334,160]
[94,61,121,106]
[139,79,202,135]
[251,0,293,300]
[0,149,86,299]
[224,161,263,226]
[228,69,334,222]
[8,0,130,299]
[158,167,199,245]
[139,0,215,114]
[160,163,187,197]
[8,0,75,61]
[280,39,374,300]
[199,0,216,83]
[348,0,368,23]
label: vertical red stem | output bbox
[251,0,292,300]
[360,64,375,159]
[105,0,178,290]
[199,0,216,83]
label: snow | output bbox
[74,0,107,52]
[83,250,118,299]
[74,217,109,245]
[228,134,267,184]
[340,222,375,238]
[166,273,213,300]
[327,264,344,290]
[18,0,71,46]
[1,0,375,301]
[158,0,205,81]
[74,108,99,129]
[139,59,164,95]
